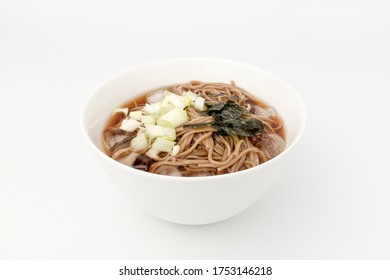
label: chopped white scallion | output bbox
[161,95,170,107]
[145,148,159,160]
[113,108,128,115]
[151,102,162,113]
[144,103,155,114]
[171,145,180,156]
[141,115,155,125]
[184,95,192,107]
[147,90,165,104]
[129,110,143,121]
[145,137,175,160]
[156,104,175,116]
[130,133,149,152]
[157,107,189,128]
[145,124,176,140]
[150,137,175,153]
[184,91,197,102]
[164,90,175,96]
[141,91,201,154]
[194,96,206,111]
[167,93,186,109]
[144,102,162,114]
[120,118,141,132]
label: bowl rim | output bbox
[80,57,307,182]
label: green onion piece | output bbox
[144,102,162,114]
[168,94,185,109]
[145,124,176,140]
[157,104,175,116]
[120,118,141,132]
[141,115,155,125]
[130,132,148,152]
[146,137,175,160]
[150,137,175,153]
[194,96,206,111]
[171,145,180,156]
[129,111,143,121]
[145,149,159,160]
[157,107,189,128]
[113,108,128,115]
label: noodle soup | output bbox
[83,58,306,224]
[103,81,285,177]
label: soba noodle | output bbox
[103,81,285,177]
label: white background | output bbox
[1,0,389,259]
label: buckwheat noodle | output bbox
[104,81,285,176]
[151,81,284,176]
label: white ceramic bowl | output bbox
[81,58,306,225]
